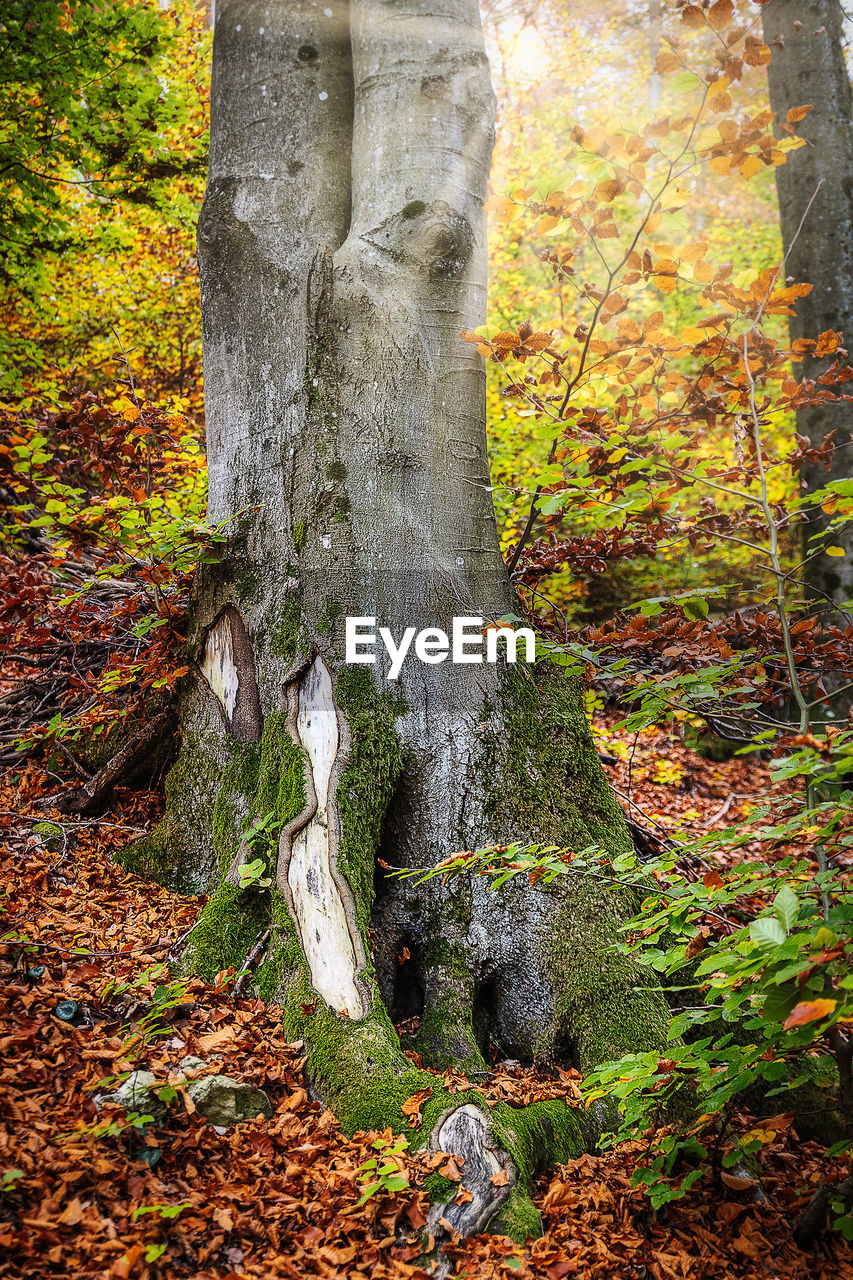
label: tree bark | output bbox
[762,0,853,615]
[121,0,670,1242]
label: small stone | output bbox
[186,1074,273,1126]
[103,1069,168,1121]
[177,1055,208,1078]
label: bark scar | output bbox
[275,655,369,1019]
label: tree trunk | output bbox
[121,0,670,1243]
[762,0,853,615]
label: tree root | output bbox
[56,708,175,815]
[793,1172,853,1248]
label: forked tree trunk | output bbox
[762,0,853,615]
[123,0,669,1243]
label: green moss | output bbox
[317,597,344,637]
[333,669,406,944]
[326,459,347,482]
[476,665,671,1072]
[480,665,630,855]
[402,200,427,219]
[251,712,305,830]
[255,890,303,1002]
[490,1098,585,1178]
[186,711,308,983]
[33,821,62,840]
[416,934,486,1073]
[116,722,234,893]
[292,520,307,554]
[489,1186,543,1243]
[271,595,303,665]
[186,880,269,980]
[423,1172,458,1203]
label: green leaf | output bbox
[750,917,787,948]
[772,885,798,931]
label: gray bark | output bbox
[763,0,853,612]
[125,0,671,1242]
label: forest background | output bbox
[3,1,853,1277]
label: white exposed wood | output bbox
[428,1103,514,1261]
[200,611,240,722]
[285,657,367,1019]
[198,606,262,741]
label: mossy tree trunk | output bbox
[124,0,670,1243]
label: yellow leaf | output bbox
[680,326,713,344]
[709,155,731,175]
[826,546,846,557]
[644,311,664,333]
[483,196,517,222]
[535,214,560,234]
[654,274,677,294]
[740,155,764,179]
[595,178,624,203]
[680,241,708,263]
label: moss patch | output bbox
[185,881,269,980]
[333,669,406,946]
[480,664,631,855]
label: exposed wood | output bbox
[277,656,367,1020]
[427,1103,514,1272]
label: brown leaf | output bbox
[438,1155,465,1182]
[721,1171,756,1191]
[57,1198,84,1226]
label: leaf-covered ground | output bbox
[2,733,852,1280]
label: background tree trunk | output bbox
[121,0,670,1242]
[762,0,853,616]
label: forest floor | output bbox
[1,719,852,1280]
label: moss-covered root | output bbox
[280,982,586,1251]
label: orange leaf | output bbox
[438,1156,465,1182]
[708,0,734,31]
[655,50,680,74]
[401,1087,432,1125]
[783,998,837,1029]
[680,5,706,29]
[787,104,813,123]
[490,1167,510,1187]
